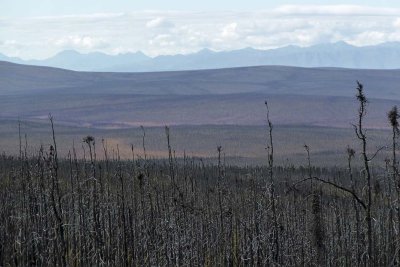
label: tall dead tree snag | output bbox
[49,115,67,267]
[388,106,400,265]
[347,146,363,264]
[265,101,280,263]
[352,81,373,265]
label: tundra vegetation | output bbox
[0,82,399,266]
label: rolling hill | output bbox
[2,61,400,99]
[0,61,399,129]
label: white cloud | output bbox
[2,6,400,59]
[349,31,387,46]
[1,39,18,46]
[146,17,174,29]
[394,18,400,28]
[273,5,400,16]
[221,23,239,39]
[52,35,109,50]
[149,34,175,47]
[0,39,26,54]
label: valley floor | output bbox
[0,119,391,167]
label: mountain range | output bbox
[2,42,400,72]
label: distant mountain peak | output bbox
[2,42,400,71]
[54,50,82,57]
[311,41,353,49]
[132,51,147,56]
[333,40,352,46]
[196,48,215,55]
[238,47,260,52]
[374,41,400,48]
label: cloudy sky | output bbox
[1,0,400,59]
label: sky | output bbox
[1,1,400,59]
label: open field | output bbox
[0,93,399,129]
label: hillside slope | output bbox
[1,61,400,99]
[0,61,398,129]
